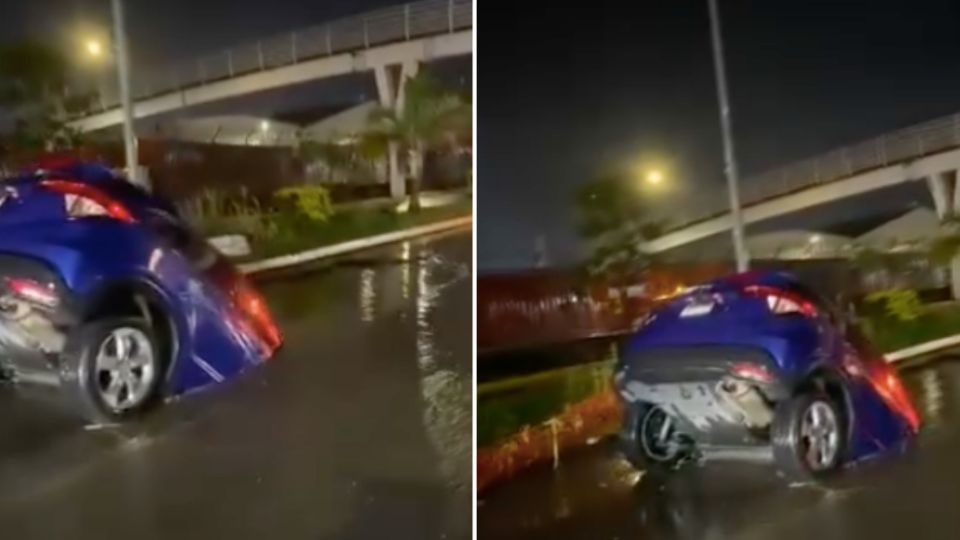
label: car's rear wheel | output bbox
[620,403,693,474]
[60,317,163,425]
[772,393,845,482]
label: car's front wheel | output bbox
[60,317,163,425]
[771,393,845,482]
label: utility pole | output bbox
[707,0,749,271]
[111,0,139,186]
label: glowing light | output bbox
[645,170,663,185]
[85,39,103,57]
[809,234,822,244]
[259,120,270,132]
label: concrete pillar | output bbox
[373,65,402,198]
[928,171,952,220]
[373,62,420,199]
[927,170,960,298]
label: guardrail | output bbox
[672,112,960,228]
[85,0,472,113]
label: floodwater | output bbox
[479,355,960,540]
[0,229,472,539]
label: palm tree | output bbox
[366,72,470,212]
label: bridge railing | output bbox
[673,112,960,227]
[89,0,472,112]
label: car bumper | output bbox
[0,254,78,384]
[616,345,790,452]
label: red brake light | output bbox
[730,361,774,383]
[743,284,817,317]
[235,277,282,353]
[5,277,58,308]
[40,179,136,223]
[868,361,921,433]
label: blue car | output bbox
[616,270,919,482]
[0,158,281,424]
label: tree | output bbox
[0,40,94,164]
[365,72,470,212]
[0,40,66,107]
[575,173,664,280]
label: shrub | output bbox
[864,288,923,322]
[177,188,275,241]
[273,185,334,222]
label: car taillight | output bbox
[234,276,282,353]
[40,179,135,223]
[867,360,921,433]
[5,277,58,308]
[743,284,817,317]
[729,361,774,383]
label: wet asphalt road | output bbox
[0,229,472,539]
[479,355,960,540]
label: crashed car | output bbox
[616,270,919,482]
[0,159,281,424]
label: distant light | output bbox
[645,170,663,185]
[259,120,270,132]
[85,39,103,57]
[810,234,822,244]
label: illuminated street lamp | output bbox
[85,39,103,58]
[645,169,664,185]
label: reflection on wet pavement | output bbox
[0,229,472,539]
[479,356,960,540]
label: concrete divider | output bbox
[238,215,472,275]
[886,334,960,364]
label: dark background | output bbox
[478,0,960,270]
[2,0,394,66]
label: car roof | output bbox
[9,158,122,184]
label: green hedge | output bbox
[250,199,472,259]
[862,303,960,353]
[477,354,615,447]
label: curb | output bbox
[238,215,472,275]
[885,334,960,364]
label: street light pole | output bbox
[707,0,749,272]
[110,0,139,185]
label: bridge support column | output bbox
[928,172,953,220]
[374,61,420,199]
[927,171,960,298]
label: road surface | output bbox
[0,229,472,539]
[479,355,960,540]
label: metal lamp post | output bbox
[110,0,140,186]
[707,0,749,271]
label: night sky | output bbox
[2,1,470,139]
[479,0,960,270]
[1,0,435,127]
[2,0,396,66]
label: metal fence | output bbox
[673,112,960,227]
[89,0,472,112]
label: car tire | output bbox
[59,317,163,425]
[771,393,845,483]
[619,403,689,475]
